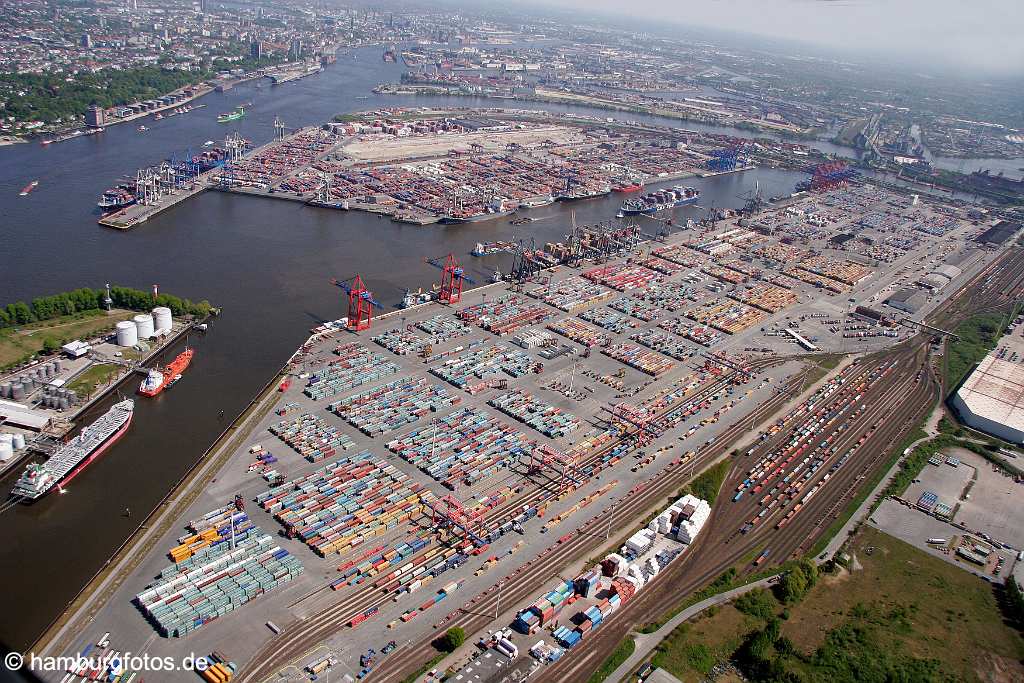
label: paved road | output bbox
[610,401,945,683]
[607,576,776,683]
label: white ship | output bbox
[11,400,134,501]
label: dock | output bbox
[98,183,209,229]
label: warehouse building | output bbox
[976,221,1020,248]
[885,287,927,314]
[951,339,1024,444]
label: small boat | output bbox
[399,288,432,309]
[40,139,53,146]
[202,140,215,147]
[19,180,39,196]
[138,125,148,132]
[154,113,164,121]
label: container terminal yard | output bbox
[96,109,749,229]
[32,175,1023,683]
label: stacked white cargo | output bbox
[626,564,646,588]
[624,529,655,556]
[673,494,711,544]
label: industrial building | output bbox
[885,287,927,314]
[976,220,1020,248]
[951,337,1024,444]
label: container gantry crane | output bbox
[431,493,487,546]
[426,253,476,305]
[520,444,581,494]
[329,274,381,331]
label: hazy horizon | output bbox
[532,0,1024,78]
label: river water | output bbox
[0,45,997,650]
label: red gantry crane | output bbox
[426,253,477,305]
[431,493,487,546]
[330,274,381,331]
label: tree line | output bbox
[0,286,213,329]
[0,48,284,126]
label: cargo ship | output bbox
[619,186,700,216]
[440,198,514,224]
[138,347,194,398]
[471,241,516,256]
[19,180,39,196]
[217,106,245,123]
[11,400,134,501]
[97,186,137,210]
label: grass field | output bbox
[66,363,122,398]
[0,310,135,369]
[944,310,1011,394]
[646,526,1024,682]
[588,637,635,683]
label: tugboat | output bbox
[400,289,432,309]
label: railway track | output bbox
[358,368,814,682]
[240,356,795,683]
[359,244,1019,683]
[544,344,936,683]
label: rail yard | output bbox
[39,174,1023,683]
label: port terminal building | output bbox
[951,335,1024,444]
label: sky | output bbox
[542,0,1024,77]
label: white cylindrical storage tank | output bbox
[133,313,155,340]
[12,433,25,450]
[152,307,172,334]
[0,434,12,445]
[116,320,139,347]
[0,441,12,462]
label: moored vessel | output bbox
[11,400,134,501]
[138,347,194,398]
[98,186,137,210]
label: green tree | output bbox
[8,301,33,325]
[735,588,778,621]
[438,626,466,652]
[42,337,60,353]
